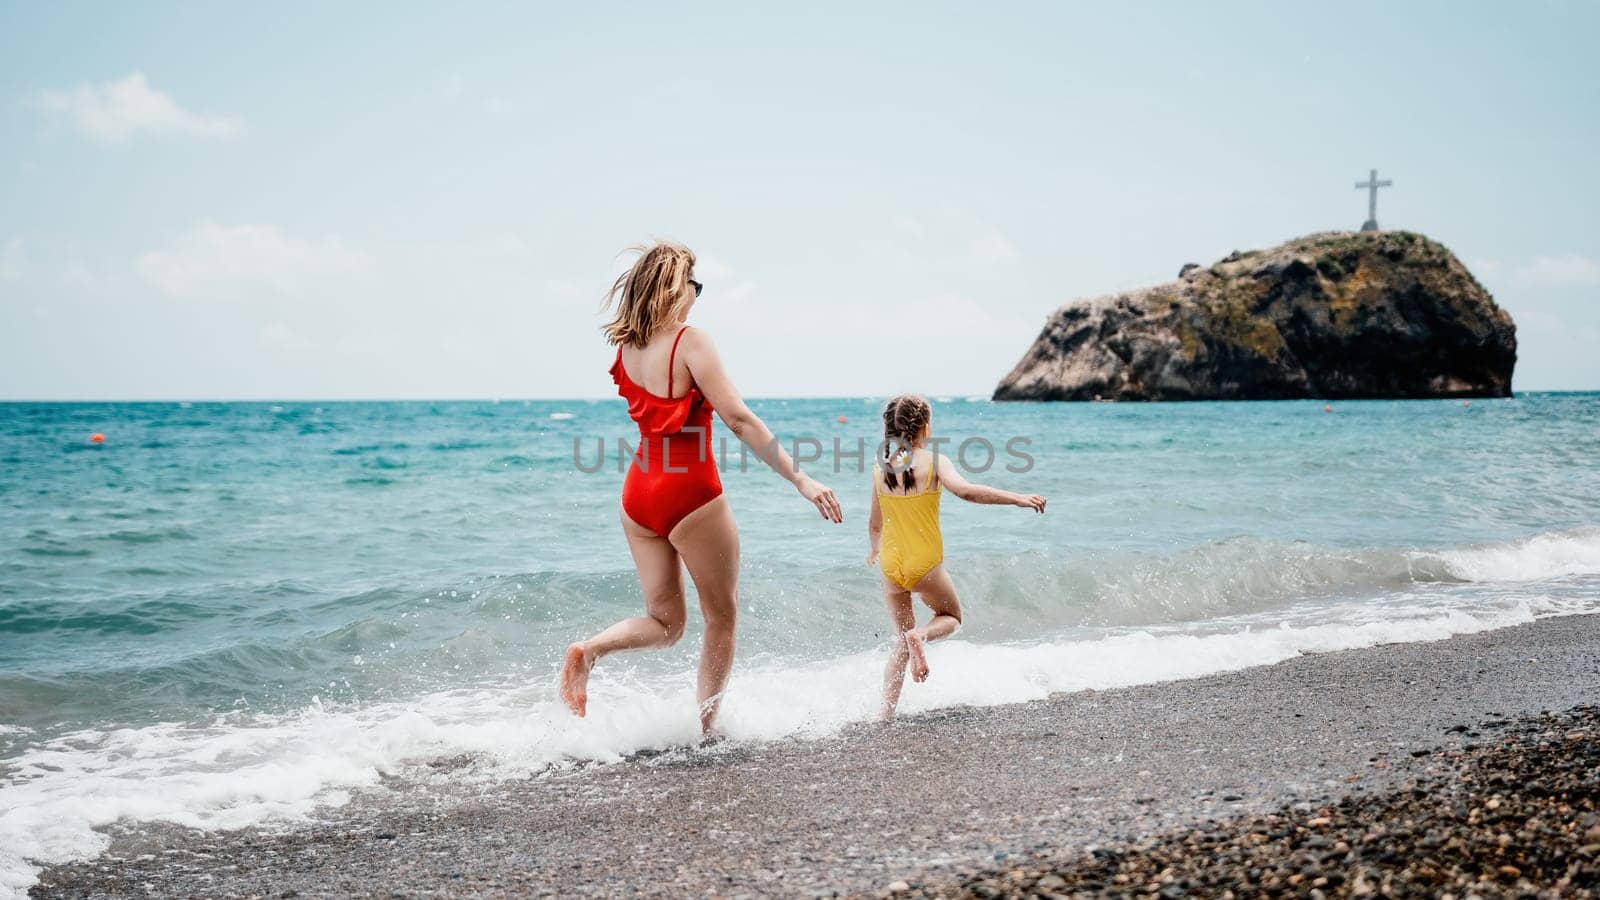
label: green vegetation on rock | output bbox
[995,231,1517,401]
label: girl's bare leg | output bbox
[559,508,687,716]
[905,564,962,683]
[669,496,741,737]
[881,584,916,720]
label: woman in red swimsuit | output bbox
[559,241,843,736]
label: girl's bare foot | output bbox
[558,643,593,716]
[905,631,930,682]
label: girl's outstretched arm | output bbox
[934,454,1046,513]
[680,327,843,523]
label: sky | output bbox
[1,2,1596,400]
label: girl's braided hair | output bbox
[880,394,932,492]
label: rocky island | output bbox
[994,231,1517,401]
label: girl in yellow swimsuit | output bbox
[867,395,1047,719]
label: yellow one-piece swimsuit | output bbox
[876,462,944,591]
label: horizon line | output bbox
[1,389,1596,404]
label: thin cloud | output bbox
[968,231,1021,267]
[260,322,319,352]
[0,238,22,282]
[690,253,755,303]
[1517,254,1600,287]
[866,214,1024,278]
[138,223,371,298]
[432,72,466,103]
[694,253,735,282]
[893,215,928,239]
[36,72,243,142]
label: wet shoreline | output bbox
[31,614,1600,898]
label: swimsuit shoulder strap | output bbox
[667,326,690,396]
[926,450,937,491]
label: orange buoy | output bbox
[1322,404,1331,413]
[89,433,105,443]
[836,415,848,424]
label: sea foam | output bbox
[1434,526,1600,583]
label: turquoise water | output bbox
[2,394,1598,891]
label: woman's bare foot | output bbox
[558,643,593,716]
[905,631,930,682]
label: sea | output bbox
[2,394,1598,893]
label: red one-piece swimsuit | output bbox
[611,326,723,536]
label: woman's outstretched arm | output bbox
[933,454,1046,513]
[681,328,843,523]
[867,485,883,564]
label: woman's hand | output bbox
[866,547,880,566]
[1015,493,1047,514]
[797,475,843,523]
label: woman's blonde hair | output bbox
[601,241,696,347]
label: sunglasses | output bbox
[689,279,703,297]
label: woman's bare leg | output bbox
[669,496,740,736]
[905,564,962,683]
[559,508,687,716]
[881,583,916,720]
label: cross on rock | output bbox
[1355,168,1393,232]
